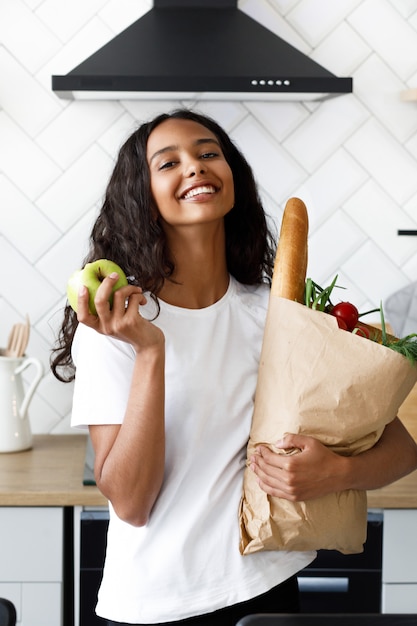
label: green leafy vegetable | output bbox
[379,300,417,364]
[304,278,417,365]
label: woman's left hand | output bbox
[250,433,347,501]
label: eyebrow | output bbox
[149,137,221,163]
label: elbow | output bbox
[102,490,154,527]
[98,481,156,527]
[113,504,150,527]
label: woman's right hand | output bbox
[76,272,164,353]
[80,273,166,526]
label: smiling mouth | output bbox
[181,185,217,200]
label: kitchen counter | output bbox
[0,429,416,508]
[0,434,107,506]
[367,381,417,509]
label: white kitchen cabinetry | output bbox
[382,509,417,613]
[0,507,63,625]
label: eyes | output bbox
[157,151,221,171]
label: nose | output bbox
[187,159,206,177]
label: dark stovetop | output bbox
[83,436,96,485]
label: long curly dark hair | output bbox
[51,108,276,382]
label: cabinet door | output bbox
[0,507,62,581]
[0,582,62,626]
[0,507,63,625]
[21,582,61,626]
[383,510,417,583]
[382,584,417,613]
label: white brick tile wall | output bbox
[0,112,62,199]
[282,96,369,173]
[36,145,113,231]
[310,22,371,76]
[353,54,417,143]
[345,119,417,204]
[286,0,363,48]
[348,0,417,80]
[0,49,62,137]
[36,100,123,168]
[1,0,417,433]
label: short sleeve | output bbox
[71,324,136,429]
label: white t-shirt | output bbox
[71,276,315,623]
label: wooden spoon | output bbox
[19,315,31,356]
[6,324,20,357]
[5,315,30,357]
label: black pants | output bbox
[105,575,299,626]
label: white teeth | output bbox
[182,186,215,199]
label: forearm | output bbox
[252,417,417,501]
[341,417,417,491]
[91,346,165,526]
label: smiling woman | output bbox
[50,109,417,626]
[146,118,235,237]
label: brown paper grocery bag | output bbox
[239,297,417,555]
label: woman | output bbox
[51,109,417,626]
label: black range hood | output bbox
[52,0,352,102]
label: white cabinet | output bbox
[0,507,63,625]
[382,509,417,613]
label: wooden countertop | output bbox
[367,381,417,509]
[0,404,416,509]
[0,434,107,507]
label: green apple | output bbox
[67,259,128,315]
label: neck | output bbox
[158,223,230,309]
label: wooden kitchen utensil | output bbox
[5,315,30,358]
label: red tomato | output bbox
[330,302,359,331]
[335,317,349,330]
[353,323,371,339]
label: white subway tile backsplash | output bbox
[0,0,61,73]
[344,180,417,266]
[404,189,417,223]
[342,239,410,304]
[293,148,368,232]
[388,0,417,19]
[403,250,417,282]
[186,101,248,134]
[265,0,299,15]
[36,100,123,168]
[405,131,417,161]
[345,119,417,205]
[35,207,99,294]
[241,0,310,52]
[0,236,61,324]
[3,0,417,432]
[353,54,417,143]
[348,0,417,81]
[35,0,108,43]
[286,0,362,47]
[40,17,115,82]
[311,22,371,75]
[99,0,151,32]
[36,145,113,231]
[0,175,60,263]
[307,210,367,283]
[0,48,62,137]
[96,111,138,158]
[231,115,305,204]
[0,112,62,200]
[282,95,369,173]
[244,101,309,142]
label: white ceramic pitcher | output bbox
[0,349,44,453]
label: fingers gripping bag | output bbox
[239,197,417,556]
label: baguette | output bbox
[271,197,309,302]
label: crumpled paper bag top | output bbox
[239,297,417,556]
